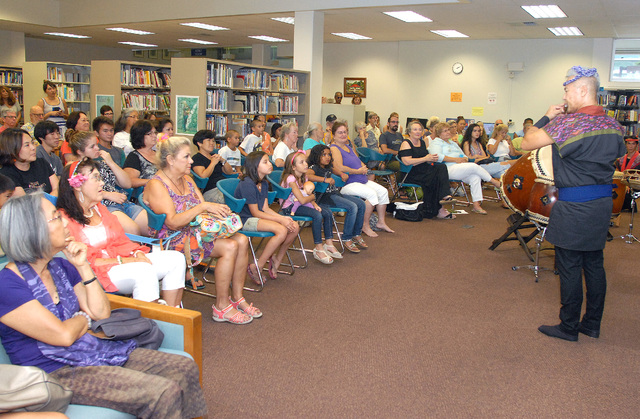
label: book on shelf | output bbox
[47,67,87,83]
[270,74,299,92]
[0,69,22,85]
[235,69,270,90]
[277,95,298,114]
[207,63,233,88]
[205,115,229,136]
[55,84,88,101]
[121,67,171,88]
[233,93,268,114]
[206,90,228,111]
[121,92,171,111]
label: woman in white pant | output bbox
[57,158,185,306]
[330,121,394,236]
[428,122,501,215]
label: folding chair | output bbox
[393,155,422,202]
[314,180,347,253]
[265,171,312,269]
[356,147,397,195]
[217,178,289,292]
[190,170,209,190]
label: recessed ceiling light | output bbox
[248,35,288,42]
[548,26,583,36]
[106,28,154,35]
[118,41,158,48]
[178,38,217,45]
[383,11,432,23]
[44,32,90,39]
[430,30,468,38]
[331,33,372,40]
[271,17,295,25]
[180,23,229,31]
[522,5,567,19]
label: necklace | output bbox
[162,170,185,195]
[83,206,94,218]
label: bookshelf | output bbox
[23,62,91,117]
[0,65,23,120]
[90,60,171,120]
[599,89,639,136]
[171,57,309,138]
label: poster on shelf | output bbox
[176,95,199,136]
[96,95,114,116]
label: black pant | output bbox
[555,246,607,334]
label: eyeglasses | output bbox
[103,112,113,116]
[4,115,17,119]
[47,211,63,223]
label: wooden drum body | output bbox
[611,171,625,216]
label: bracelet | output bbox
[82,276,97,286]
[133,250,144,258]
[73,311,92,328]
[534,115,550,129]
[117,255,123,265]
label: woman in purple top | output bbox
[330,122,394,237]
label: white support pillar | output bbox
[252,44,271,66]
[294,11,324,124]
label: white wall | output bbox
[323,38,598,129]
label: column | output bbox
[294,11,324,124]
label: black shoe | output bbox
[538,324,578,342]
[578,323,600,339]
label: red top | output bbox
[61,203,149,292]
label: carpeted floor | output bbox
[184,200,640,418]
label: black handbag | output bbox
[91,308,164,350]
[393,202,424,222]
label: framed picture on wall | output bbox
[133,50,144,58]
[148,50,158,59]
[175,95,199,136]
[344,77,367,98]
[162,49,171,60]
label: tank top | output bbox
[330,144,367,185]
[41,96,66,132]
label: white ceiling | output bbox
[2,0,639,50]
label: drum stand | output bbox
[618,189,640,244]
[511,218,555,282]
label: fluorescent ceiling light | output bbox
[548,26,583,36]
[332,33,372,40]
[430,30,468,38]
[248,35,288,42]
[522,5,567,19]
[180,23,229,31]
[106,28,154,35]
[118,41,158,47]
[384,11,432,23]
[178,38,217,45]
[44,32,90,39]
[271,17,295,25]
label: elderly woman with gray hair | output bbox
[0,193,206,418]
[113,108,139,156]
[302,122,326,151]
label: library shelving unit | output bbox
[23,62,91,117]
[90,60,171,120]
[171,57,309,138]
[0,65,23,120]
[599,89,639,136]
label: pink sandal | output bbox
[247,264,262,285]
[268,257,278,280]
[229,297,262,319]
[212,304,252,324]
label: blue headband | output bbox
[563,66,599,86]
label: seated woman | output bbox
[302,122,326,151]
[0,193,206,418]
[123,120,159,189]
[191,129,232,204]
[59,111,91,164]
[306,144,368,253]
[57,159,184,306]
[69,130,148,236]
[460,123,513,179]
[428,122,501,215]
[487,123,522,160]
[280,151,340,264]
[234,151,299,280]
[156,117,174,143]
[0,128,59,197]
[616,136,640,210]
[113,108,139,156]
[145,137,261,324]
[398,120,453,220]
[273,122,299,168]
[330,122,394,237]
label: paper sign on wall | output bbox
[472,107,484,116]
[450,92,462,102]
[488,93,497,105]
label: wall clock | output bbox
[452,62,463,75]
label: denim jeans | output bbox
[293,204,334,245]
[321,193,365,240]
